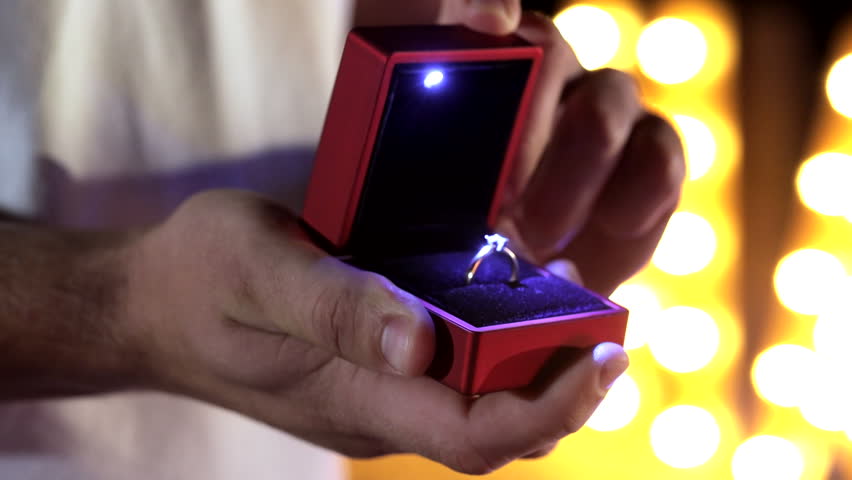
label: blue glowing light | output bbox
[423,70,444,88]
[484,234,509,252]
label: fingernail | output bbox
[381,317,412,375]
[593,343,629,390]
[467,0,513,27]
[545,259,584,285]
[469,0,510,13]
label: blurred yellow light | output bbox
[799,364,852,431]
[651,212,717,275]
[650,405,720,469]
[795,152,852,216]
[610,284,661,350]
[637,17,707,84]
[553,5,620,70]
[732,436,804,480]
[813,277,852,366]
[752,344,816,407]
[826,53,852,119]
[773,249,846,315]
[672,115,716,180]
[648,306,719,373]
[586,373,640,432]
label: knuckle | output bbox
[541,22,573,58]
[640,114,687,197]
[523,441,558,459]
[560,412,586,437]
[356,272,401,319]
[449,449,497,476]
[181,189,243,218]
[308,270,393,358]
[545,31,578,70]
[443,435,503,476]
[591,67,639,95]
[561,414,583,436]
[358,271,397,301]
[559,394,605,438]
[173,190,255,241]
[570,69,641,157]
[573,97,623,157]
[527,12,566,47]
[520,12,579,70]
[525,445,556,459]
[309,280,358,354]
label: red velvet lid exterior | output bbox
[302,25,542,254]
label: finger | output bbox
[463,343,626,470]
[522,441,558,459]
[218,197,435,377]
[560,114,685,295]
[515,68,644,258]
[545,258,583,285]
[349,343,628,475]
[565,203,675,297]
[505,12,584,202]
[438,0,521,35]
[591,113,685,237]
[281,257,435,377]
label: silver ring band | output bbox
[465,239,520,285]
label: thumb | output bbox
[279,255,435,377]
[439,0,522,35]
[167,190,436,377]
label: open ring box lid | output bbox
[302,25,628,395]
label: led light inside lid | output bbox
[424,70,444,88]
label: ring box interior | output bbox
[302,25,628,395]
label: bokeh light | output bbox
[648,306,720,373]
[651,211,717,275]
[795,152,852,216]
[731,436,804,480]
[609,283,662,350]
[751,344,816,408]
[637,17,707,84]
[672,114,716,180]
[773,249,846,315]
[586,374,641,432]
[826,52,852,119]
[813,277,852,367]
[553,5,620,70]
[799,364,852,431]
[650,405,720,469]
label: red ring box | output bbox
[302,25,628,395]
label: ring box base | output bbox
[350,250,627,395]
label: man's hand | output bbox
[437,2,686,295]
[121,190,628,474]
[502,15,685,295]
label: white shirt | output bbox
[0,1,352,478]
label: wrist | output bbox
[66,229,157,392]
[0,225,151,399]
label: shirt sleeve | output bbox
[0,0,39,217]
